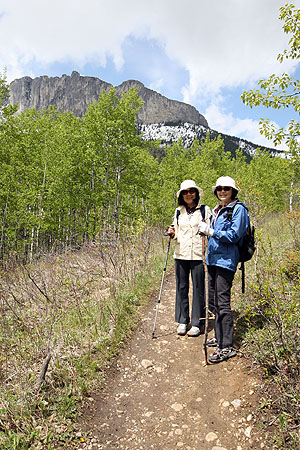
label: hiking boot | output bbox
[177,324,187,335]
[187,326,202,337]
[209,347,237,363]
[207,337,218,347]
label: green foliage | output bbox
[0,67,297,262]
[189,133,232,206]
[155,131,293,225]
[278,3,300,62]
[241,2,300,197]
[0,86,162,260]
[236,213,300,448]
[237,150,292,221]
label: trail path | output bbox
[78,272,264,450]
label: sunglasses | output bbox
[181,188,197,195]
[216,186,232,192]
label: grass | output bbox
[0,227,173,449]
[2,212,300,449]
[234,211,300,449]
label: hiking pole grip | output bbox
[152,238,171,338]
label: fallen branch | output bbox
[35,353,52,393]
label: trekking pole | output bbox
[152,236,171,339]
[201,234,209,365]
[240,262,245,294]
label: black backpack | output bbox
[225,201,256,263]
[226,201,256,292]
[238,219,256,263]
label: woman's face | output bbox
[182,188,197,207]
[216,186,233,206]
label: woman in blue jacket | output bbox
[198,176,249,363]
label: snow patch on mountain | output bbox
[139,122,208,148]
[138,122,283,158]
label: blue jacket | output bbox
[206,200,249,272]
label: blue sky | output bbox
[1,0,300,150]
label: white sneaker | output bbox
[177,324,187,335]
[207,336,218,347]
[187,326,201,337]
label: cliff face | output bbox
[9,71,112,118]
[9,71,209,127]
[115,80,208,126]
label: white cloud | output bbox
[204,101,288,151]
[149,78,164,93]
[1,0,300,85]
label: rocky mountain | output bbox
[9,71,208,127]
[9,71,281,158]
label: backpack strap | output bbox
[195,204,206,220]
[224,200,245,221]
[199,204,206,220]
[176,204,206,224]
[176,208,180,225]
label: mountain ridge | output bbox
[9,71,282,157]
[9,71,208,127]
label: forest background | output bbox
[0,78,295,263]
[0,3,300,449]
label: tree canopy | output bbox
[0,71,296,262]
[241,3,300,155]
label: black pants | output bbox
[175,259,205,328]
[208,265,235,349]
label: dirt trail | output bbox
[78,272,264,450]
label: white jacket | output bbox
[172,203,212,260]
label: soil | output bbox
[77,271,266,450]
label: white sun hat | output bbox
[176,180,203,198]
[212,176,239,194]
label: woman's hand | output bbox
[167,225,175,238]
[198,222,214,237]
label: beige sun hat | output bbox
[176,180,203,198]
[212,176,239,194]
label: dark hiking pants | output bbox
[207,265,235,349]
[175,259,205,328]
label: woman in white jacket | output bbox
[167,180,211,337]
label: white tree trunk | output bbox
[289,180,293,212]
